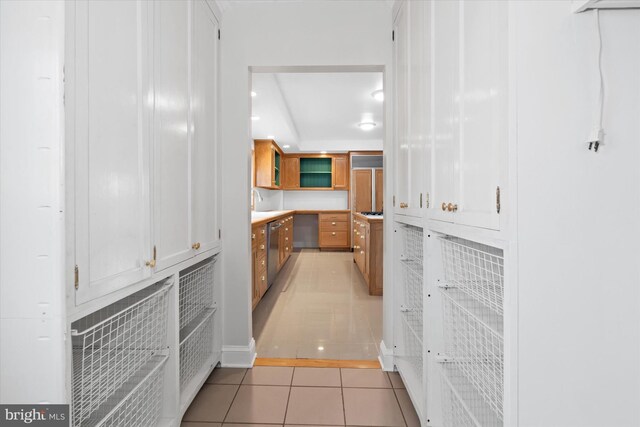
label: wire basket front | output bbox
[179,309,215,391]
[71,283,170,426]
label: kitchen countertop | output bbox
[251,209,351,226]
[353,212,384,223]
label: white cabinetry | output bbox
[429,0,507,231]
[71,0,220,305]
[191,0,220,254]
[73,0,153,305]
[153,1,192,271]
[393,1,429,219]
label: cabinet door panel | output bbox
[393,3,409,215]
[457,0,506,230]
[333,156,349,190]
[75,0,151,304]
[353,169,373,213]
[282,156,300,189]
[153,0,191,270]
[430,0,459,224]
[406,0,429,218]
[191,0,220,252]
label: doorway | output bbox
[249,69,385,361]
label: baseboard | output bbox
[378,340,395,371]
[221,338,257,368]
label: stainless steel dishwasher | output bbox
[267,220,282,288]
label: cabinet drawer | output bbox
[319,213,349,222]
[319,231,348,247]
[319,221,348,232]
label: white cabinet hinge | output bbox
[74,265,79,290]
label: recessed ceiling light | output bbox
[251,116,260,121]
[358,122,376,131]
[317,346,324,351]
[283,145,290,148]
[371,89,384,101]
[321,151,327,154]
[251,91,257,97]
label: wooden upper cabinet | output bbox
[353,169,373,212]
[375,169,384,212]
[282,156,300,189]
[333,155,349,190]
[254,139,283,189]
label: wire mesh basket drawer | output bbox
[402,225,424,262]
[399,313,423,384]
[440,236,504,315]
[179,308,215,391]
[441,363,502,427]
[92,356,168,427]
[71,283,171,427]
[179,257,216,328]
[441,289,503,421]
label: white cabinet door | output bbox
[74,0,152,304]
[393,2,410,216]
[430,0,459,224]
[406,0,430,218]
[456,0,506,230]
[191,0,220,253]
[152,1,192,271]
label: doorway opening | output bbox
[249,67,385,362]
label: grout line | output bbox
[281,367,295,426]
[221,383,243,424]
[339,368,347,426]
[392,387,410,427]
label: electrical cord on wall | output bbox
[588,9,605,152]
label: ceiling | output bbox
[251,72,384,153]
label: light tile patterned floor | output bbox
[252,250,383,360]
[182,367,420,427]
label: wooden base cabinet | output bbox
[319,213,350,249]
[278,216,294,270]
[353,215,383,296]
[251,224,267,310]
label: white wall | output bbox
[283,191,349,210]
[253,188,283,212]
[0,1,67,403]
[219,0,392,363]
[513,3,640,425]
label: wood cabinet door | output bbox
[191,0,220,253]
[153,0,192,271]
[282,156,300,189]
[333,155,349,190]
[73,0,152,304]
[375,169,384,212]
[353,170,373,213]
[252,247,260,309]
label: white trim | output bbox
[221,338,256,368]
[378,340,395,371]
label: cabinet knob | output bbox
[261,260,265,266]
[192,242,201,250]
[145,259,156,268]
[446,203,458,212]
[260,244,265,250]
[441,202,447,211]
[261,229,265,235]
[285,237,289,241]
[400,202,408,208]
[262,276,265,281]
[252,233,256,239]
[285,228,289,231]
[332,232,336,236]
[360,251,364,254]
[332,222,336,225]
[354,245,359,249]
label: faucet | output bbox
[252,188,263,203]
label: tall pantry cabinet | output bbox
[65,1,223,425]
[392,0,509,426]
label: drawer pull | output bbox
[285,237,289,241]
[261,229,265,235]
[332,222,336,225]
[261,260,265,266]
[252,233,256,239]
[262,276,265,281]
[192,242,201,250]
[332,232,336,236]
[260,244,265,250]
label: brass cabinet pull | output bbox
[360,251,364,254]
[332,232,336,236]
[192,242,201,250]
[285,237,289,241]
[400,202,408,208]
[145,245,157,268]
[260,244,265,250]
[441,202,447,211]
[252,233,256,240]
[332,222,336,225]
[261,260,265,266]
[446,203,458,212]
[262,276,265,281]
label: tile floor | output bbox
[253,249,382,360]
[182,366,420,427]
